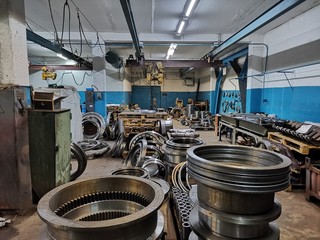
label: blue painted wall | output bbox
[197,91,210,102]
[160,92,197,109]
[79,91,130,117]
[246,88,263,113]
[259,86,320,122]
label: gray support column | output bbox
[0,0,29,85]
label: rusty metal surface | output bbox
[0,87,33,214]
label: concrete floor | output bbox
[1,121,320,239]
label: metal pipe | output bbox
[120,0,143,59]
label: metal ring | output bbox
[38,176,164,240]
[110,167,150,179]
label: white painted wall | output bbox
[265,5,320,56]
[221,67,240,91]
[263,5,320,88]
[29,70,94,90]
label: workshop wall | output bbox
[247,5,320,122]
[29,69,130,118]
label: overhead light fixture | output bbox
[166,43,178,60]
[185,0,197,17]
[177,21,185,34]
[57,53,68,60]
[176,0,199,36]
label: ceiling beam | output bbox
[29,65,90,71]
[204,0,305,59]
[125,59,223,68]
[120,0,143,59]
[26,30,93,70]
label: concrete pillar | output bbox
[209,67,217,113]
[0,0,29,85]
[91,41,107,116]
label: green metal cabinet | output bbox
[28,109,71,200]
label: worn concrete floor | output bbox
[1,120,320,239]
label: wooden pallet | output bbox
[268,132,320,155]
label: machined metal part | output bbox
[187,145,291,193]
[168,128,200,139]
[163,137,204,168]
[129,131,166,150]
[77,139,100,151]
[150,178,170,201]
[82,112,106,140]
[196,183,274,215]
[190,187,281,239]
[38,176,164,240]
[110,132,126,158]
[70,142,88,181]
[142,157,167,179]
[187,145,288,239]
[189,210,280,240]
[110,167,150,179]
[171,187,194,240]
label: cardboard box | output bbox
[33,92,66,110]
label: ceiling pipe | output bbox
[120,0,144,60]
[26,29,93,70]
[203,0,305,59]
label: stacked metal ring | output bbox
[38,176,164,240]
[163,137,204,173]
[187,145,291,239]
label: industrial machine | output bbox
[0,86,33,214]
[28,109,71,200]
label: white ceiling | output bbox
[25,0,320,65]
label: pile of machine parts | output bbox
[37,176,165,240]
[273,120,320,146]
[180,110,214,130]
[122,131,167,179]
[187,145,291,239]
[117,110,172,137]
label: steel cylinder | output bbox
[162,137,204,173]
[187,145,291,239]
[37,176,164,240]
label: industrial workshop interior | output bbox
[1,0,320,239]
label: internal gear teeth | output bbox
[54,191,151,217]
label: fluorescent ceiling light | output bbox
[66,60,77,65]
[167,48,175,56]
[177,21,185,34]
[170,43,177,49]
[57,53,68,60]
[185,0,197,17]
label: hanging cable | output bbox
[48,0,60,43]
[60,0,69,44]
[66,2,74,55]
